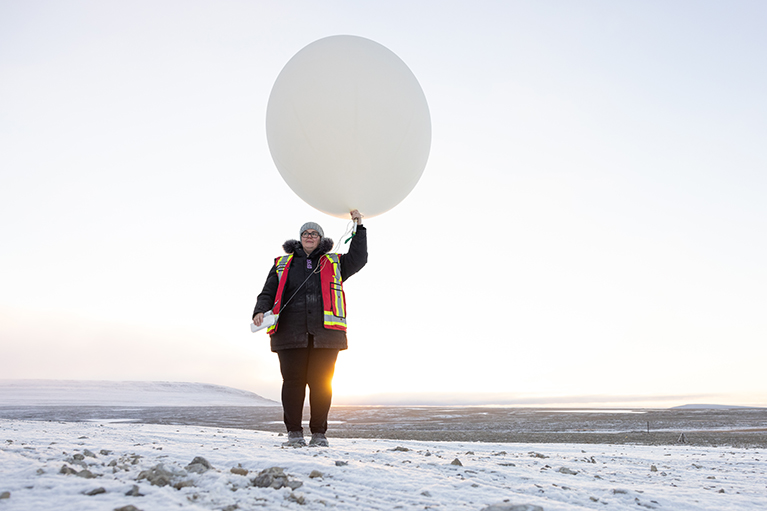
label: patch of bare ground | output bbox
[329,428,767,448]
[3,405,766,448]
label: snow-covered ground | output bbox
[1,418,765,511]
[0,380,278,407]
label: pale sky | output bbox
[2,1,766,408]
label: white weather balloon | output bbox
[266,35,431,219]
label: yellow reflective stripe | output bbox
[275,255,292,280]
[332,284,343,318]
[323,312,346,323]
[324,254,346,320]
[323,316,347,330]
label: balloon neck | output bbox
[345,220,358,245]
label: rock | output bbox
[528,452,548,459]
[309,470,323,479]
[252,467,303,490]
[76,469,98,479]
[60,465,78,475]
[421,490,432,497]
[100,449,112,456]
[174,480,196,490]
[650,465,658,472]
[391,446,410,452]
[125,485,143,497]
[71,459,88,469]
[634,497,657,509]
[335,460,348,466]
[185,464,207,474]
[73,453,85,461]
[230,467,249,476]
[612,488,629,494]
[186,456,212,474]
[719,489,725,494]
[287,492,305,505]
[114,506,143,511]
[255,466,284,478]
[557,467,578,475]
[480,502,544,511]
[451,458,463,466]
[84,487,106,496]
[0,492,10,499]
[83,449,97,458]
[138,465,174,487]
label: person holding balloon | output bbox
[252,210,367,447]
[256,35,429,446]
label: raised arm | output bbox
[340,210,368,281]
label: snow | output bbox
[0,380,279,407]
[1,418,765,511]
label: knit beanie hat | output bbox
[300,222,324,238]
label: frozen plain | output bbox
[1,381,766,510]
[2,418,766,511]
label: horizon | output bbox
[2,378,764,410]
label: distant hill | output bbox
[671,404,762,410]
[0,380,279,407]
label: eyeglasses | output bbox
[301,231,321,239]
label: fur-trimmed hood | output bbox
[282,238,334,256]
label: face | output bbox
[301,229,321,254]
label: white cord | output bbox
[332,220,356,253]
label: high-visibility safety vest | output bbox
[266,253,347,335]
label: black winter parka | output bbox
[252,225,367,352]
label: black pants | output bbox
[277,338,339,434]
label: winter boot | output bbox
[282,431,306,447]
